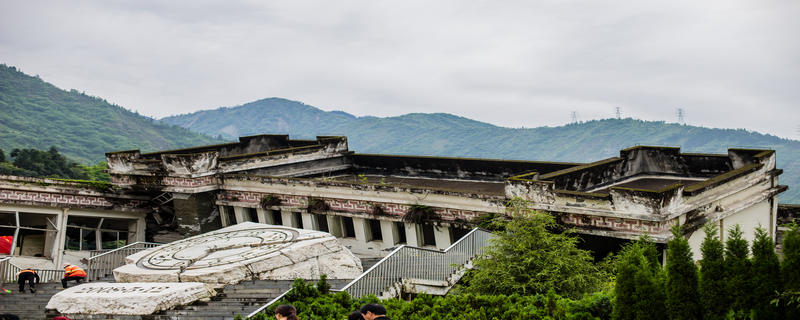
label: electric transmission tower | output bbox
[615,107,621,119]
[676,108,685,124]
[570,111,579,124]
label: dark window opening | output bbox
[225,206,237,225]
[395,222,407,244]
[292,212,303,229]
[271,210,283,225]
[342,217,356,238]
[368,219,382,242]
[247,208,259,223]
[315,214,329,232]
[421,224,436,246]
[450,226,470,243]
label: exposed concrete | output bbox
[173,192,221,235]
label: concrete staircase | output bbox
[0,282,66,320]
[12,278,352,320]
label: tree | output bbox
[613,237,667,320]
[751,226,781,319]
[725,224,752,317]
[782,223,800,318]
[0,148,5,162]
[665,225,701,320]
[699,223,728,320]
[466,198,604,298]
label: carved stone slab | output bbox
[114,222,362,284]
[45,282,214,315]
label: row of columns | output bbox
[222,206,454,250]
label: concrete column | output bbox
[233,207,247,223]
[327,215,343,237]
[380,220,398,246]
[280,210,294,227]
[53,208,69,267]
[301,213,315,230]
[352,217,369,243]
[404,222,420,247]
[136,217,146,242]
[433,225,451,249]
[257,208,270,224]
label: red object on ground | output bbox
[0,236,12,254]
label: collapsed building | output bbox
[1,134,788,264]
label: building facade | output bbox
[102,135,786,259]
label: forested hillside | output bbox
[163,98,800,202]
[0,64,220,163]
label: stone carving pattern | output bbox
[138,227,298,270]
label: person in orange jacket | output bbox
[17,268,39,293]
[61,264,86,289]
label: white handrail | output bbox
[245,227,493,319]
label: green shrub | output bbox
[665,225,701,320]
[699,223,728,320]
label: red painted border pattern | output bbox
[219,190,483,221]
[162,176,216,188]
[560,213,671,233]
[0,189,146,209]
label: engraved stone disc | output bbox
[138,227,298,270]
[114,222,362,284]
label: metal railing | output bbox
[246,227,493,318]
[0,257,65,284]
[339,227,492,298]
[85,241,161,281]
[1,241,161,284]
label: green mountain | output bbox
[162,98,800,203]
[0,64,220,163]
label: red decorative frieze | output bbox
[560,213,670,234]
[218,190,487,221]
[0,189,144,208]
[162,176,216,188]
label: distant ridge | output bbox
[0,64,220,163]
[162,98,800,203]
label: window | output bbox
[247,208,259,223]
[292,212,303,229]
[315,214,329,232]
[225,206,237,225]
[342,217,356,238]
[271,210,283,225]
[450,226,470,243]
[368,219,382,242]
[421,223,436,246]
[395,222,407,244]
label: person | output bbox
[16,268,39,293]
[61,264,87,288]
[274,304,298,320]
[348,310,365,320]
[360,304,390,320]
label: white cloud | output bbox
[1,0,798,138]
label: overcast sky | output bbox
[1,1,798,139]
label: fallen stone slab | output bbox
[46,282,214,315]
[114,222,362,284]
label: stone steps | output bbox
[4,278,352,320]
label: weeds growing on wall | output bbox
[260,194,282,208]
